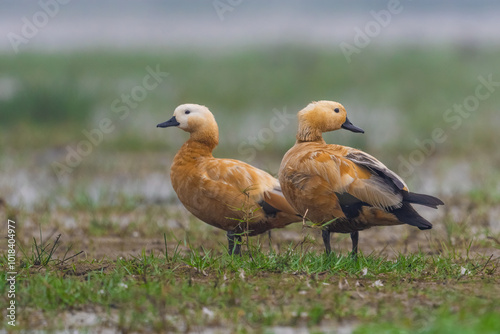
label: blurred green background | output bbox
[1,0,499,207]
[2,47,499,153]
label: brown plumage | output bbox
[157,103,300,254]
[278,100,444,255]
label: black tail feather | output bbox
[392,203,433,230]
[403,191,444,209]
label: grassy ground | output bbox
[1,201,499,333]
[1,151,499,332]
[1,46,500,332]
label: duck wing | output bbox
[344,149,407,190]
[293,146,404,210]
[344,149,444,209]
[202,158,297,216]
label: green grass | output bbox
[356,306,500,334]
[1,230,498,332]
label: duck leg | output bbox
[350,231,359,257]
[322,229,332,254]
[227,231,242,255]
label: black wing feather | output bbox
[335,192,370,219]
[391,202,433,230]
[402,191,444,209]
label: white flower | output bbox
[98,289,105,295]
[460,267,471,275]
[118,282,128,289]
[361,268,368,276]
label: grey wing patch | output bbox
[345,151,407,190]
[272,184,283,193]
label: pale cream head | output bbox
[172,103,216,133]
[157,103,219,148]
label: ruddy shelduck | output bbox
[278,100,444,255]
[158,104,300,254]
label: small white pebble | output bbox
[239,269,245,280]
[299,290,307,295]
[202,307,215,319]
[371,280,384,287]
[322,282,330,286]
[132,231,139,237]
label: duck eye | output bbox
[334,108,340,113]
[185,110,191,115]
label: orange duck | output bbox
[158,104,300,254]
[278,101,444,255]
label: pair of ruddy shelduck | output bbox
[157,101,443,255]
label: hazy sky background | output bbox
[1,0,500,53]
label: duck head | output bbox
[157,103,219,148]
[296,100,364,142]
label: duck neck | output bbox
[177,140,214,160]
[296,124,324,143]
[184,124,219,155]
